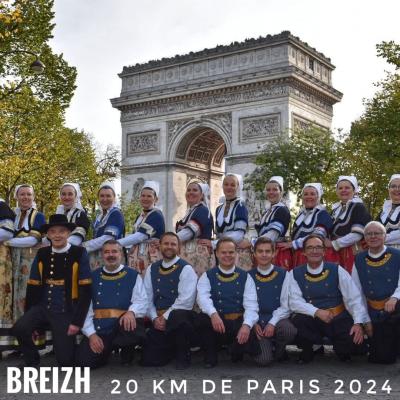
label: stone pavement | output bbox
[0,348,399,400]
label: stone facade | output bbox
[111,31,342,230]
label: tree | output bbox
[345,40,400,216]
[0,0,120,215]
[0,0,76,107]
[245,126,339,206]
[119,193,141,234]
[0,87,103,212]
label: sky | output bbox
[51,0,400,151]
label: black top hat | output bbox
[41,214,76,233]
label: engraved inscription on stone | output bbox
[127,131,159,156]
[240,114,281,142]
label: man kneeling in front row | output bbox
[249,237,297,365]
[352,221,400,364]
[288,234,368,363]
[76,240,147,368]
[141,232,198,370]
[197,237,260,368]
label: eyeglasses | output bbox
[389,185,400,190]
[304,245,325,251]
[364,231,385,238]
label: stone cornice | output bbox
[120,31,333,76]
[113,76,340,122]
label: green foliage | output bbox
[0,87,106,213]
[119,193,141,233]
[0,0,120,214]
[346,40,400,216]
[377,41,400,69]
[247,40,400,219]
[0,0,76,108]
[246,127,338,206]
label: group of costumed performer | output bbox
[0,182,88,353]
[2,172,400,356]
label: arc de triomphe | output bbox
[111,31,342,229]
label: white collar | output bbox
[162,256,180,268]
[368,246,387,259]
[265,200,285,210]
[218,265,236,274]
[333,197,363,211]
[103,264,124,274]
[51,243,71,253]
[257,265,274,275]
[306,262,324,275]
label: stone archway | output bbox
[112,32,342,229]
[167,124,228,227]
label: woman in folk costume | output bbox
[325,175,371,273]
[214,173,252,270]
[119,181,165,274]
[377,174,400,249]
[277,183,333,268]
[55,183,90,245]
[3,185,46,352]
[254,176,292,270]
[0,199,15,354]
[6,185,46,322]
[175,181,214,276]
[83,181,125,270]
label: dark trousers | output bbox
[195,313,260,365]
[369,303,400,364]
[12,305,75,367]
[75,318,145,368]
[141,310,195,366]
[292,312,355,362]
[254,319,297,365]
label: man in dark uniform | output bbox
[12,214,92,367]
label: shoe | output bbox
[7,351,22,359]
[16,363,40,371]
[337,354,351,362]
[231,353,243,363]
[298,349,314,364]
[204,361,217,369]
[297,358,311,365]
[175,359,190,370]
[120,347,135,366]
[313,345,324,355]
[275,350,289,362]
